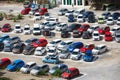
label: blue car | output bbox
[83,50,93,62]
[111,12,120,20]
[67,42,83,52]
[42,55,60,64]
[0,34,9,43]
[102,12,111,19]
[68,14,75,22]
[83,11,94,18]
[6,59,25,71]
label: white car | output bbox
[30,64,49,76]
[23,24,31,35]
[34,12,42,20]
[115,30,120,42]
[92,31,101,41]
[44,12,50,20]
[39,21,49,29]
[106,17,114,25]
[44,22,56,30]
[47,39,61,50]
[110,26,120,36]
[59,50,70,59]
[116,17,120,25]
[55,23,68,31]
[57,40,73,51]
[92,44,107,55]
[20,62,36,73]
[29,10,35,15]
[73,8,85,17]
[33,23,41,35]
[77,14,85,23]
[14,24,22,33]
[47,47,57,56]
[87,25,99,33]
[70,49,82,60]
[34,47,46,56]
[65,10,74,17]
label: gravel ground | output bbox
[0,3,120,80]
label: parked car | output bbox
[77,24,90,33]
[58,8,68,16]
[4,43,14,52]
[24,38,38,45]
[23,1,31,8]
[55,23,67,31]
[44,22,57,30]
[70,49,82,60]
[31,38,48,48]
[47,47,57,56]
[67,42,84,52]
[58,50,70,59]
[83,50,93,62]
[0,58,11,68]
[12,43,25,54]
[23,45,35,55]
[83,11,94,18]
[73,30,81,38]
[45,17,58,23]
[47,39,61,50]
[23,24,31,35]
[49,64,68,74]
[44,12,50,20]
[61,30,70,38]
[116,17,120,25]
[73,8,85,17]
[42,55,60,64]
[77,14,85,23]
[39,21,49,29]
[102,12,111,19]
[34,12,42,20]
[92,44,107,55]
[14,24,22,33]
[57,40,73,51]
[98,26,110,34]
[21,8,31,15]
[65,10,74,17]
[106,17,114,25]
[29,9,36,15]
[80,44,95,53]
[0,42,4,51]
[87,25,99,33]
[110,26,120,36]
[111,12,120,20]
[30,64,49,76]
[92,31,101,41]
[1,23,11,32]
[81,31,92,39]
[0,34,10,43]
[87,14,96,23]
[115,30,120,42]
[20,62,36,73]
[61,67,80,79]
[33,23,41,35]
[6,59,24,71]
[104,31,113,41]
[68,14,75,22]
[98,16,105,24]
[39,8,48,15]
[34,47,46,56]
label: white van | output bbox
[33,23,41,35]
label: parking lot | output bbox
[0,3,120,80]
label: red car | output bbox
[0,58,11,68]
[39,8,48,15]
[98,26,110,34]
[80,44,95,53]
[104,31,113,41]
[77,24,90,33]
[31,38,48,48]
[61,67,80,79]
[21,8,31,15]
[1,23,11,32]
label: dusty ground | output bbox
[0,2,120,80]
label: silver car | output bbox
[59,50,70,59]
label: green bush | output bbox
[52,69,61,77]
[16,14,23,20]
[37,70,46,76]
[14,0,25,2]
[0,77,12,80]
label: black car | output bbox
[111,12,120,20]
[24,38,38,45]
[83,11,94,18]
[102,12,111,19]
[87,14,96,23]
[58,8,68,16]
[0,42,4,51]
[61,30,70,38]
[12,43,25,54]
[73,30,81,38]
[82,31,92,39]
[65,23,81,32]
[23,45,35,55]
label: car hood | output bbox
[92,49,99,54]
[2,28,8,31]
[49,69,55,74]
[30,69,39,74]
[20,67,28,72]
[62,72,70,77]
[7,65,15,71]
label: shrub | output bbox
[37,70,46,76]
[52,69,61,77]
[16,14,23,20]
[0,77,12,80]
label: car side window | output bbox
[30,63,36,68]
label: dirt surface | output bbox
[0,2,120,80]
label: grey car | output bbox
[58,50,70,59]
[30,64,49,76]
[23,45,35,55]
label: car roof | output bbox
[97,44,106,47]
[36,47,43,50]
[112,26,120,29]
[1,58,10,61]
[48,47,56,50]
[15,24,20,26]
[24,24,30,28]
[73,49,80,52]
[26,62,36,65]
[53,39,61,42]
[68,67,78,71]
[93,31,99,33]
[33,24,39,27]
[13,59,23,63]
[108,17,113,19]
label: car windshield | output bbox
[45,13,49,16]
[90,27,94,29]
[105,34,111,36]
[61,51,67,54]
[67,11,72,13]
[25,39,31,43]
[111,29,116,31]
[69,44,75,48]
[48,50,55,53]
[108,19,112,21]
[36,49,41,52]
[116,35,120,37]
[78,16,83,18]
[3,26,8,28]
[52,66,58,70]
[34,66,41,70]
[14,45,20,49]
[94,33,99,36]
[11,62,16,66]
[23,64,29,68]
[35,14,40,16]
[46,24,54,27]
[72,51,79,55]
[94,46,100,50]
[61,42,66,45]
[50,41,55,44]
[65,70,71,73]
[36,41,40,44]
[24,28,29,30]
[118,19,120,21]
[34,28,40,30]
[15,26,20,29]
